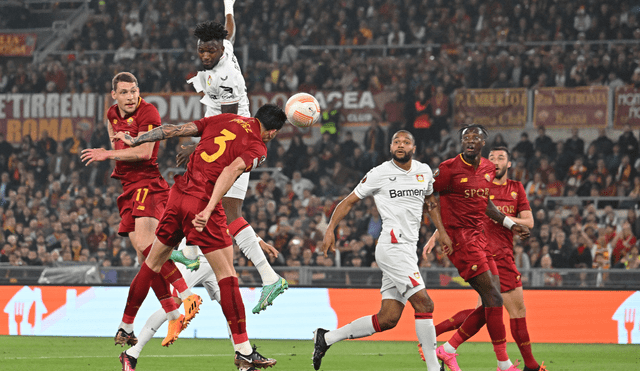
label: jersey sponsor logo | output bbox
[464,188,490,199]
[460,177,468,183]
[389,188,429,198]
[496,205,516,215]
[511,191,518,199]
[220,86,233,95]
[416,174,424,182]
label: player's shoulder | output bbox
[223,39,234,51]
[508,178,526,192]
[107,104,118,119]
[136,98,159,115]
[412,160,432,174]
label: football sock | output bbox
[141,243,192,298]
[485,306,509,362]
[498,360,514,370]
[324,315,377,346]
[449,305,486,349]
[435,308,475,336]
[229,218,279,285]
[122,262,157,324]
[511,317,539,370]
[234,340,252,355]
[443,342,456,354]
[415,313,440,371]
[127,308,166,358]
[218,276,249,345]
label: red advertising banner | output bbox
[453,88,527,128]
[613,85,640,128]
[0,93,98,144]
[533,86,608,128]
[0,33,37,56]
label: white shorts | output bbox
[375,243,425,305]
[175,242,220,302]
[224,172,250,200]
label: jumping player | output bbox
[113,103,286,370]
[178,0,287,314]
[81,72,201,347]
[313,130,453,371]
[431,125,530,371]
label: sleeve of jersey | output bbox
[432,163,450,193]
[517,182,532,212]
[193,117,209,136]
[423,165,435,196]
[138,105,161,133]
[238,138,266,172]
[354,169,381,199]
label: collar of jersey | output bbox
[390,160,412,173]
[459,153,474,167]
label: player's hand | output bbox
[259,239,279,258]
[512,224,531,240]
[111,132,135,147]
[421,238,436,260]
[176,144,196,167]
[192,209,213,232]
[80,148,110,165]
[322,229,336,257]
[437,232,454,256]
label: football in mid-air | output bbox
[285,93,321,128]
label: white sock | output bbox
[234,340,252,355]
[178,289,194,300]
[127,308,166,358]
[166,309,180,321]
[416,318,440,371]
[443,342,457,354]
[235,225,279,285]
[224,0,235,15]
[119,322,134,333]
[498,360,514,370]
[324,315,376,346]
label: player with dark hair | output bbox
[113,103,286,370]
[313,130,453,371]
[429,125,530,371]
[420,146,544,371]
[177,0,288,314]
[81,72,201,348]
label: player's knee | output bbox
[378,314,401,331]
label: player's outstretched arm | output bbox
[80,141,154,165]
[322,192,360,257]
[424,193,453,255]
[422,230,438,260]
[224,0,236,43]
[112,123,199,147]
[485,199,530,240]
[192,157,246,232]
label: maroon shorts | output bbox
[155,187,232,252]
[447,227,490,281]
[495,253,523,293]
[117,177,170,236]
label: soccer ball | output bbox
[285,93,321,128]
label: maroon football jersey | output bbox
[108,98,162,184]
[173,113,267,201]
[484,179,531,258]
[433,154,496,230]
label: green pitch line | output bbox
[0,336,638,371]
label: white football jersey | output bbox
[187,39,250,117]
[354,160,434,246]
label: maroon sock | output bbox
[436,308,475,336]
[450,306,486,348]
[160,260,189,293]
[485,306,508,361]
[511,317,539,369]
[150,274,179,313]
[218,276,248,344]
[122,262,157,324]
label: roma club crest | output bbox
[511,191,518,199]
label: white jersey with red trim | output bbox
[187,39,250,117]
[354,159,434,246]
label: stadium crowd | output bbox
[2,0,640,287]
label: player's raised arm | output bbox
[322,192,361,257]
[113,122,199,147]
[224,0,236,43]
[192,156,247,232]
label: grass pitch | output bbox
[1,336,638,371]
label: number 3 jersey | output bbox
[354,160,434,246]
[173,113,266,201]
[187,39,250,117]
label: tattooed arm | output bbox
[112,123,199,148]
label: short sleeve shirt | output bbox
[484,179,531,258]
